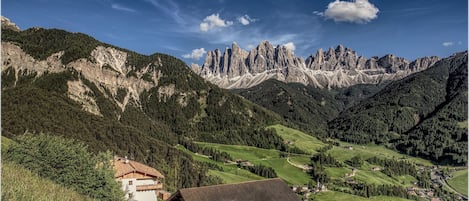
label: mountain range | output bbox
[1,15,467,196]
[234,52,467,164]
[192,41,440,89]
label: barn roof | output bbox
[167,178,300,201]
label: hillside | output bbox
[234,79,387,137]
[329,52,468,165]
[181,125,440,200]
[1,27,282,190]
[2,161,95,201]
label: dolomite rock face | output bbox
[195,41,440,89]
[1,43,164,114]
[1,16,20,31]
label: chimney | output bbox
[124,156,129,164]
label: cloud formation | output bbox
[324,0,379,24]
[111,4,136,12]
[442,41,454,47]
[238,15,255,25]
[283,42,296,52]
[183,48,207,60]
[200,13,233,32]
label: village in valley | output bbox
[115,137,468,201]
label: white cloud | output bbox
[238,15,256,25]
[324,0,379,24]
[283,42,296,52]
[111,4,136,12]
[442,42,454,47]
[313,11,324,17]
[199,13,233,32]
[182,48,207,60]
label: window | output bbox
[129,180,133,185]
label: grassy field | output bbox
[2,161,94,201]
[182,124,457,201]
[176,145,264,184]
[267,124,325,154]
[327,142,433,166]
[270,124,433,166]
[311,191,413,201]
[196,142,311,185]
[447,169,468,196]
[191,124,433,187]
[269,124,429,187]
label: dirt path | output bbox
[286,157,310,171]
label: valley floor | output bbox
[179,124,468,201]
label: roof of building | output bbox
[114,157,164,179]
[167,178,300,201]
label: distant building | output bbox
[371,166,381,171]
[344,146,353,150]
[167,178,300,201]
[114,156,171,201]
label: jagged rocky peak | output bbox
[305,45,362,70]
[194,41,440,89]
[1,16,20,31]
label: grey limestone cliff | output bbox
[195,41,439,89]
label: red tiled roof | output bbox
[114,157,164,178]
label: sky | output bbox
[2,0,468,65]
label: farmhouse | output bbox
[114,156,171,201]
[371,166,381,171]
[167,178,300,201]
[344,146,354,150]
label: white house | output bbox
[114,156,171,201]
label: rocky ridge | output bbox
[2,42,162,115]
[1,16,20,31]
[194,41,440,89]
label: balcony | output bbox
[136,183,163,191]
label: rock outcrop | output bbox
[195,41,440,89]
[1,16,20,31]
[2,42,163,114]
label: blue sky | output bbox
[2,0,468,65]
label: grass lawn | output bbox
[176,145,264,183]
[267,124,430,187]
[352,162,415,186]
[447,169,468,196]
[208,170,263,184]
[268,124,325,154]
[270,124,433,167]
[290,155,311,165]
[196,142,311,185]
[197,142,280,162]
[312,191,413,201]
[328,142,433,166]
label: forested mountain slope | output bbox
[329,52,468,164]
[1,27,282,190]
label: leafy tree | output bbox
[349,156,363,168]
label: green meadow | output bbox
[195,142,311,185]
[447,169,468,196]
[311,191,413,201]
